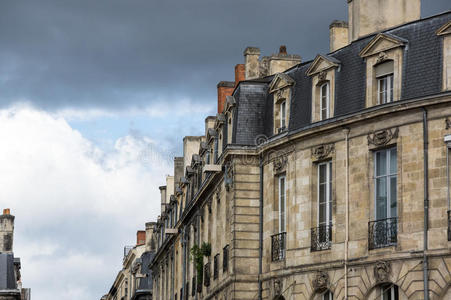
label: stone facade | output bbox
[121,2,451,300]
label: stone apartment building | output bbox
[0,209,31,300]
[103,226,156,300]
[129,0,451,299]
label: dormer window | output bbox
[320,82,330,120]
[269,73,295,135]
[306,54,340,123]
[437,21,451,91]
[360,33,407,108]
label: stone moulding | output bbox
[367,128,399,147]
[374,261,391,282]
[312,271,329,292]
[312,144,335,161]
[273,155,288,173]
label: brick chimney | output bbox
[136,230,146,246]
[0,208,15,253]
[217,81,235,114]
[234,64,245,87]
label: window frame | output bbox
[280,100,287,130]
[317,161,332,227]
[374,147,397,220]
[320,82,330,120]
[278,175,287,233]
[377,74,394,104]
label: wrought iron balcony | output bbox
[271,232,286,261]
[368,217,397,250]
[448,211,451,241]
[311,224,332,251]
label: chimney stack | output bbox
[348,0,420,41]
[217,81,235,114]
[329,20,349,52]
[145,222,157,251]
[0,208,15,253]
[234,64,245,87]
[159,186,167,213]
[136,230,146,246]
[244,47,261,80]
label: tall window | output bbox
[280,100,286,129]
[320,82,330,120]
[375,148,397,220]
[278,175,286,233]
[376,60,394,104]
[322,291,333,300]
[380,284,399,300]
[318,162,332,227]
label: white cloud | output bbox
[0,105,172,300]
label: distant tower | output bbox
[0,208,15,253]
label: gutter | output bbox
[258,154,264,300]
[423,108,429,300]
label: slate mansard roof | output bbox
[231,11,451,146]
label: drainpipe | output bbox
[258,154,264,300]
[182,227,187,300]
[343,128,350,300]
[423,108,429,300]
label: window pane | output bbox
[389,75,394,103]
[390,176,397,218]
[319,203,326,225]
[279,177,285,232]
[376,177,387,219]
[390,148,397,174]
[319,164,326,183]
[319,184,326,204]
[376,151,387,176]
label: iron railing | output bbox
[271,232,286,261]
[311,224,332,251]
[213,254,219,280]
[204,262,211,287]
[368,217,397,250]
[448,211,451,241]
[223,245,229,272]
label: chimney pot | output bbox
[3,208,10,215]
[279,45,287,55]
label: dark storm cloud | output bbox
[0,0,449,110]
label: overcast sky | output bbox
[0,1,449,299]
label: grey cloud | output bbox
[1,0,447,111]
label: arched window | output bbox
[320,82,330,120]
[380,284,398,300]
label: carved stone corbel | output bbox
[374,261,391,282]
[367,128,399,147]
[376,51,388,64]
[318,71,327,82]
[273,155,288,173]
[312,144,335,161]
[312,271,329,292]
[446,117,451,130]
[274,279,282,296]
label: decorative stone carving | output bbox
[376,51,388,64]
[312,144,335,161]
[274,279,282,296]
[446,117,451,130]
[318,71,327,82]
[273,155,288,173]
[367,128,399,147]
[312,271,329,292]
[374,261,391,282]
[225,161,233,191]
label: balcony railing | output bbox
[311,224,332,252]
[448,211,451,241]
[271,232,286,261]
[368,217,397,250]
